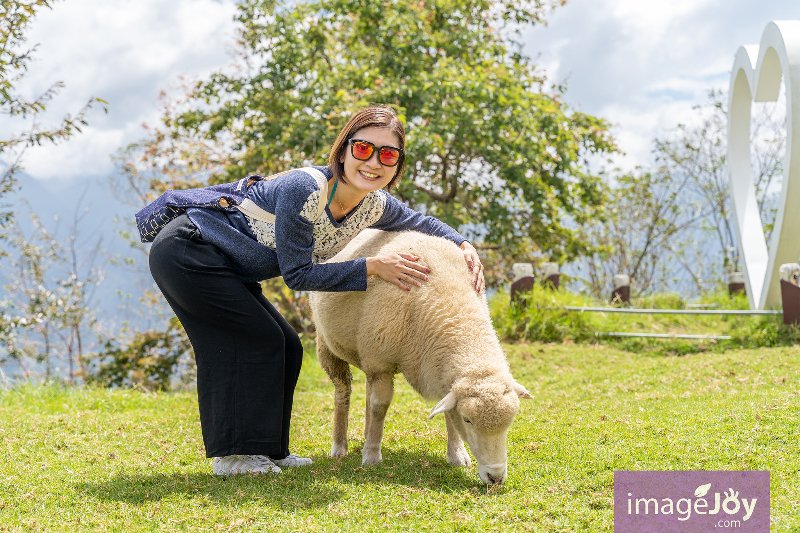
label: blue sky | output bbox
[6,0,800,182]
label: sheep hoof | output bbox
[361,450,382,465]
[330,443,348,458]
[448,446,472,467]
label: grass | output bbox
[1,342,800,532]
[491,286,800,355]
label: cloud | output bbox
[6,0,239,181]
[20,126,125,179]
[523,0,800,169]
[7,0,800,182]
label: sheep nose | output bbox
[487,473,501,485]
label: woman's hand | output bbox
[460,241,485,294]
[366,253,430,291]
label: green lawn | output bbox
[1,343,799,532]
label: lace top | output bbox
[245,188,388,264]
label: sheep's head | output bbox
[429,380,532,484]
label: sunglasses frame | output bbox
[348,138,404,167]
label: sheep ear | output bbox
[428,391,458,419]
[513,382,534,399]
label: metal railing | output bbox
[596,332,733,340]
[559,306,781,340]
[563,306,781,316]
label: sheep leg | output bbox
[444,410,472,467]
[317,339,352,458]
[362,372,394,465]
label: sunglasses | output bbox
[348,138,403,167]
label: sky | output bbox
[5,0,800,183]
[4,0,239,183]
[524,0,800,169]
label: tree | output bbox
[578,89,786,299]
[0,0,105,234]
[0,205,103,382]
[121,0,615,286]
[578,170,702,299]
[654,89,785,277]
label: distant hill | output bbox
[1,172,154,342]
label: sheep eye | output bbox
[462,416,472,425]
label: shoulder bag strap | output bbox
[235,167,330,223]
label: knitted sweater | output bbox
[186,166,467,291]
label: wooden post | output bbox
[510,263,535,306]
[541,262,560,290]
[728,271,746,296]
[779,263,800,325]
[611,274,630,305]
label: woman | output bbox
[148,105,485,475]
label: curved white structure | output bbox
[728,21,800,309]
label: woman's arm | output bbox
[371,192,485,293]
[370,191,467,245]
[272,174,369,291]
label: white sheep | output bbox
[309,229,532,484]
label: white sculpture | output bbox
[728,21,800,309]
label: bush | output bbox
[490,285,597,344]
[85,317,194,391]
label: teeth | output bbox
[361,171,379,178]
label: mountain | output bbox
[1,172,154,338]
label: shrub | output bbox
[85,317,193,391]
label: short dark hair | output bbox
[328,105,406,192]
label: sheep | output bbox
[309,229,532,485]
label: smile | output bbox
[360,170,380,179]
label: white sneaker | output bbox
[269,453,313,468]
[212,455,282,475]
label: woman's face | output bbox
[339,126,401,195]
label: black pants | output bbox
[148,214,302,459]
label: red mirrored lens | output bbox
[352,141,374,160]
[379,148,400,166]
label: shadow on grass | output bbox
[76,470,344,508]
[76,448,487,507]
[313,447,484,493]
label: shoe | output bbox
[269,453,313,468]
[212,455,282,475]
